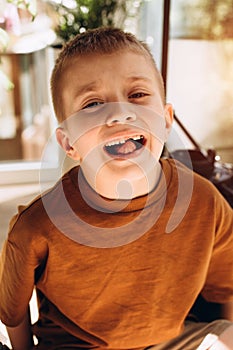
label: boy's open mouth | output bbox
[104,135,146,157]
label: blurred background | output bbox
[0,0,232,184]
[0,1,232,343]
[0,0,232,240]
[0,0,233,176]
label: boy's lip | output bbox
[104,130,147,145]
[103,131,147,159]
[105,134,144,147]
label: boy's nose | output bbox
[106,111,137,126]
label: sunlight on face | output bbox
[57,51,173,198]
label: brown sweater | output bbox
[0,159,232,349]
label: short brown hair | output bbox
[51,27,165,122]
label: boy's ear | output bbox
[56,128,80,160]
[164,103,173,139]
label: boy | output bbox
[0,27,232,350]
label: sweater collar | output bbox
[69,159,172,213]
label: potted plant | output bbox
[48,0,143,45]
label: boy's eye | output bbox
[83,101,104,109]
[129,92,147,99]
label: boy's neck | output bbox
[80,162,162,200]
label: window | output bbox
[166,0,233,163]
[0,7,58,184]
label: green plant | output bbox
[52,0,142,43]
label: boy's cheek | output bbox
[62,103,167,147]
[63,117,98,148]
[149,137,165,160]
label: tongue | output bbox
[115,140,137,155]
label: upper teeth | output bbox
[105,135,143,147]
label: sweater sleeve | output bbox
[201,189,233,303]
[0,206,48,327]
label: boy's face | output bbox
[56,50,173,194]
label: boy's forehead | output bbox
[58,50,160,98]
[61,49,156,76]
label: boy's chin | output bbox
[80,153,161,200]
[95,153,159,172]
[80,147,161,180]
[102,153,161,181]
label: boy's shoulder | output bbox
[8,166,80,234]
[162,157,231,208]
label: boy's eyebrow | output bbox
[77,75,152,94]
[76,81,101,95]
[75,76,154,97]
[126,76,154,83]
